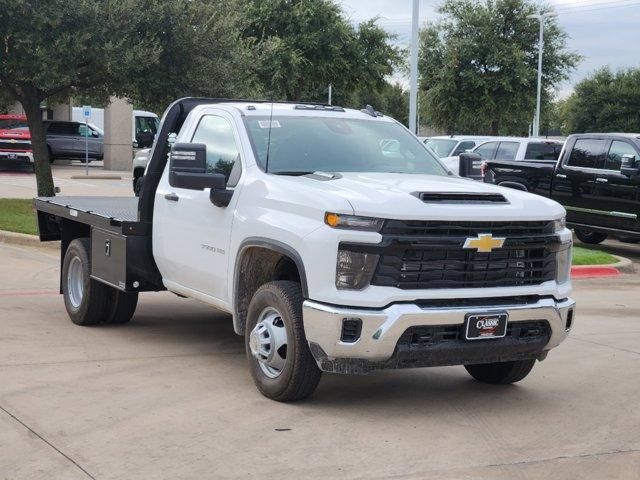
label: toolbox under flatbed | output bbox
[34,196,162,291]
[34,196,147,235]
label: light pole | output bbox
[409,0,420,134]
[527,12,555,138]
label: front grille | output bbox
[382,220,555,237]
[363,220,558,290]
[399,320,551,347]
[373,243,556,289]
[0,140,31,151]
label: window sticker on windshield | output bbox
[258,120,281,129]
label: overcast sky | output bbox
[338,0,640,97]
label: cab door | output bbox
[552,137,608,227]
[153,109,244,302]
[590,139,640,232]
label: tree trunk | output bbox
[491,120,499,136]
[22,96,55,197]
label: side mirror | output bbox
[459,152,482,178]
[621,154,639,177]
[169,143,226,191]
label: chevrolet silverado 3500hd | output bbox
[34,98,576,401]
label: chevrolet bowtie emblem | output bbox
[463,234,505,253]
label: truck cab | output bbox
[35,98,576,401]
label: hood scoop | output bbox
[415,192,508,204]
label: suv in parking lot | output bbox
[44,120,103,163]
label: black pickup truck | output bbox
[483,133,640,244]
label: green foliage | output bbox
[0,0,253,196]
[0,199,37,235]
[562,68,640,134]
[419,0,580,135]
[242,2,402,102]
[572,246,617,266]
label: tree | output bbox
[419,0,580,135]
[242,2,402,103]
[0,0,251,196]
[562,68,640,134]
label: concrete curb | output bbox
[70,175,122,180]
[0,230,60,250]
[571,254,635,278]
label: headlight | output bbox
[553,216,566,232]
[336,249,379,290]
[325,212,384,232]
[556,242,572,284]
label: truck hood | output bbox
[289,172,565,221]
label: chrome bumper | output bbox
[303,297,576,371]
[0,151,33,163]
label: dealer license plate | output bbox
[465,312,508,340]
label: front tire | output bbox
[245,281,321,402]
[465,359,536,384]
[575,229,608,244]
[62,238,111,325]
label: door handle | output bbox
[595,178,608,183]
[164,192,179,202]
[556,174,567,179]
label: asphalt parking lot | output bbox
[1,242,639,480]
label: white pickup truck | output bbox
[34,98,576,402]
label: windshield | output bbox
[425,139,457,158]
[243,116,447,176]
[0,119,28,130]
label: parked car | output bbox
[483,133,640,244]
[0,114,33,170]
[35,98,575,402]
[443,137,564,175]
[72,107,159,148]
[44,120,103,163]
[424,135,492,158]
[132,147,151,195]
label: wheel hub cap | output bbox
[249,307,288,378]
[67,255,84,309]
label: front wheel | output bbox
[245,281,321,402]
[574,229,608,244]
[465,359,536,384]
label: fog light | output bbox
[341,318,362,343]
[336,250,379,290]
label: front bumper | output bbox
[0,151,33,164]
[303,296,576,374]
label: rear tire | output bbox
[575,229,608,244]
[245,281,322,402]
[62,238,111,326]
[465,359,536,384]
[105,290,138,324]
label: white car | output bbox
[424,135,493,158]
[443,137,564,174]
[35,99,575,402]
[132,147,151,195]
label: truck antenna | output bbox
[264,97,275,173]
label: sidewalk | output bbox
[0,162,133,198]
